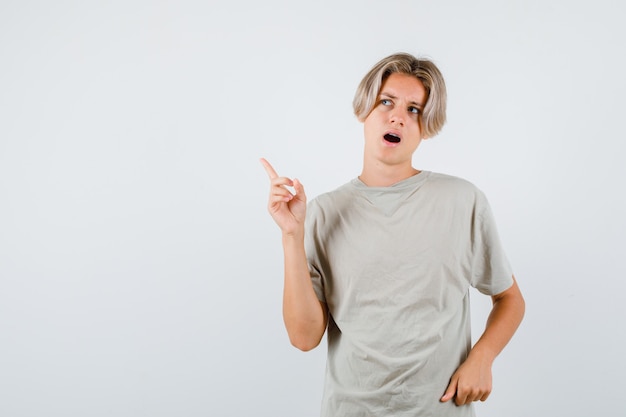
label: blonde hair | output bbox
[353,53,447,138]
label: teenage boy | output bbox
[261,52,525,417]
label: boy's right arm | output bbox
[260,158,328,351]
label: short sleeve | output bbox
[304,199,327,303]
[470,191,514,295]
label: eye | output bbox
[380,99,392,106]
[408,106,421,116]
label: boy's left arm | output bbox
[441,276,525,406]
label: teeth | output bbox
[384,133,401,143]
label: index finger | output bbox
[260,157,279,179]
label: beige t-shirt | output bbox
[305,171,513,417]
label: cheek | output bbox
[413,118,423,135]
[408,123,424,143]
[363,116,380,138]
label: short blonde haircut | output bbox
[353,53,447,138]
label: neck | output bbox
[359,163,420,187]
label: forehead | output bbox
[379,72,427,103]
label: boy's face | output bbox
[362,72,427,168]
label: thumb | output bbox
[293,178,307,201]
[440,378,457,402]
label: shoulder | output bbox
[304,181,356,236]
[423,171,486,201]
[425,171,477,188]
[308,181,356,211]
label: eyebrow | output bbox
[380,92,424,108]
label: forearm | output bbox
[281,232,327,351]
[470,278,525,363]
[441,278,525,405]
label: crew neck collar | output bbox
[352,170,430,192]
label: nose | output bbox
[389,108,405,127]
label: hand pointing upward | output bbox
[260,158,307,237]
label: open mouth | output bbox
[384,133,401,143]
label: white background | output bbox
[1,1,624,416]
